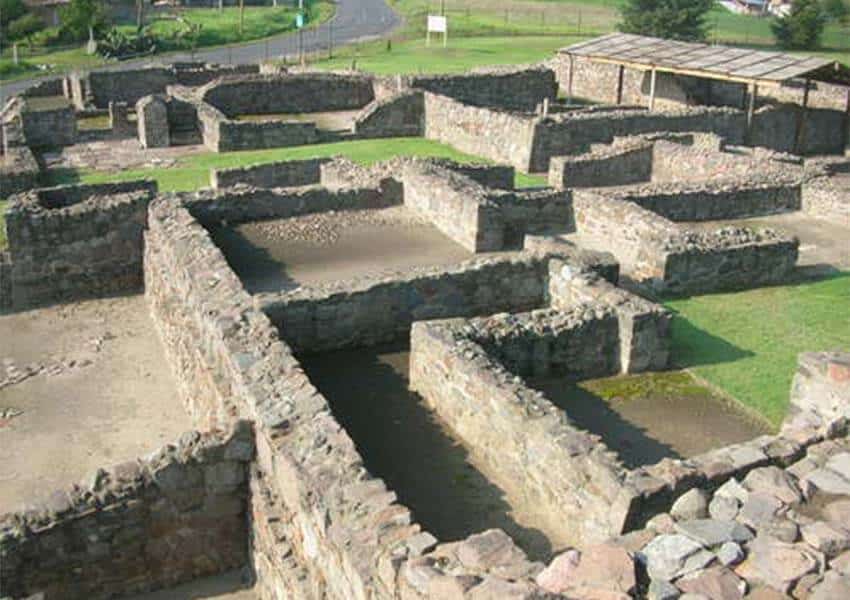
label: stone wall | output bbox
[408,65,557,111]
[85,67,175,109]
[409,309,638,546]
[572,190,799,295]
[19,98,76,148]
[548,139,654,188]
[802,176,850,222]
[180,183,393,227]
[402,161,504,251]
[211,158,328,189]
[0,252,11,311]
[259,252,552,354]
[606,178,802,221]
[21,78,64,98]
[0,422,254,600]
[751,103,848,155]
[547,264,671,373]
[529,106,747,172]
[353,91,424,138]
[216,119,319,152]
[200,72,375,117]
[0,145,40,197]
[3,180,157,309]
[144,199,485,599]
[402,161,571,251]
[137,95,170,148]
[524,234,620,284]
[423,92,538,171]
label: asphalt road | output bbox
[0,0,400,102]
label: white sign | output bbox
[427,15,447,33]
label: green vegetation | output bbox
[43,138,547,192]
[772,0,828,49]
[0,3,333,81]
[619,0,714,41]
[665,274,850,427]
[580,370,718,402]
[311,0,849,73]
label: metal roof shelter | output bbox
[559,33,850,151]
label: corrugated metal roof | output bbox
[561,33,850,86]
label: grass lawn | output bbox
[665,273,850,427]
[0,3,333,82]
[43,138,547,192]
[311,0,849,73]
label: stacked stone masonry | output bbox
[0,421,255,600]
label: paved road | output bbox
[0,0,400,101]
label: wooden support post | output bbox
[795,79,811,155]
[648,68,657,111]
[616,65,624,105]
[843,87,850,153]
[566,54,574,104]
[746,82,758,142]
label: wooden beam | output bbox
[648,68,657,110]
[795,79,811,154]
[616,65,624,104]
[746,82,758,144]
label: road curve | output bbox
[0,0,400,102]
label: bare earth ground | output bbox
[127,570,256,600]
[42,138,206,172]
[209,206,475,293]
[0,295,190,511]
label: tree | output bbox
[8,13,44,44]
[771,0,827,49]
[821,0,849,25]
[618,0,714,42]
[1,0,27,28]
[59,0,109,42]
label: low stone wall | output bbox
[180,183,393,226]
[0,422,254,600]
[410,309,637,546]
[211,158,327,189]
[259,252,552,354]
[548,140,654,188]
[0,145,40,196]
[137,95,170,148]
[4,180,157,309]
[573,190,799,294]
[0,253,11,311]
[423,92,538,171]
[200,72,375,117]
[524,234,620,284]
[19,98,76,148]
[548,264,671,373]
[402,161,503,251]
[408,65,557,111]
[217,119,318,152]
[607,178,802,221]
[489,187,574,247]
[354,90,424,138]
[802,176,850,223]
[21,78,64,98]
[751,103,848,155]
[83,67,175,109]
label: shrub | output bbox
[619,0,714,42]
[7,13,45,44]
[96,27,156,59]
[772,0,827,49]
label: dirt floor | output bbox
[41,137,206,172]
[528,372,770,470]
[301,344,560,561]
[234,109,362,132]
[209,207,475,293]
[0,295,190,511]
[127,570,255,600]
[681,211,850,275]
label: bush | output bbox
[7,13,45,44]
[618,0,714,42]
[96,27,156,59]
[772,0,827,49]
[59,0,109,43]
[822,0,849,24]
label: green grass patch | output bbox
[665,274,850,427]
[0,200,7,250]
[580,370,718,402]
[43,138,547,192]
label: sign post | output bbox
[426,15,447,48]
[296,12,305,64]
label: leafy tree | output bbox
[771,0,827,49]
[7,12,44,44]
[59,0,109,42]
[618,0,714,42]
[0,0,27,29]
[821,0,849,24]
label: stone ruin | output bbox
[1,50,850,600]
